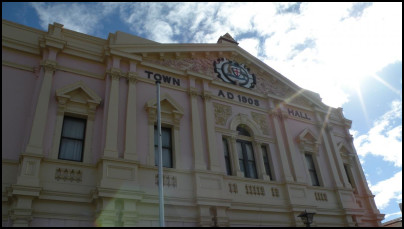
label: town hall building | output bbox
[2,19,384,227]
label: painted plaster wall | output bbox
[2,63,39,160]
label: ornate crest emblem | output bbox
[213,58,256,89]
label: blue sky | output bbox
[2,2,402,223]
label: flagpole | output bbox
[156,79,165,227]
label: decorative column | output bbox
[202,81,221,172]
[103,58,121,158]
[228,135,244,177]
[268,109,294,182]
[313,108,343,188]
[12,23,65,227]
[278,109,306,183]
[346,134,373,195]
[25,59,57,155]
[189,85,206,170]
[124,61,138,161]
[325,124,352,189]
[253,141,270,180]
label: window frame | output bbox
[236,139,258,179]
[261,144,274,180]
[58,116,87,162]
[305,153,320,186]
[154,125,173,168]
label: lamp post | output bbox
[297,210,315,227]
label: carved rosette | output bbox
[213,102,232,126]
[251,112,269,135]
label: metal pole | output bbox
[156,80,165,227]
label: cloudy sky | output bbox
[2,2,402,223]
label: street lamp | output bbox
[297,210,315,227]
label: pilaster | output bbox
[124,61,138,161]
[25,59,57,155]
[268,109,294,182]
[313,110,343,188]
[103,62,121,158]
[326,125,352,189]
[202,81,221,172]
[279,110,306,183]
[189,84,206,170]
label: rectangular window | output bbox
[237,140,257,179]
[305,153,320,186]
[59,116,86,162]
[344,164,355,188]
[154,126,173,168]
[262,145,273,180]
[222,138,232,175]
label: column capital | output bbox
[41,60,57,73]
[126,72,138,83]
[188,87,199,97]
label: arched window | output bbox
[236,125,257,179]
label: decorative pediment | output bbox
[337,141,355,164]
[55,81,101,113]
[145,93,184,128]
[297,128,320,153]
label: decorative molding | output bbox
[155,174,177,188]
[271,187,280,197]
[41,60,58,73]
[255,74,294,98]
[55,168,82,182]
[314,192,328,201]
[228,183,238,194]
[251,112,269,135]
[245,184,265,196]
[148,58,217,78]
[296,128,320,154]
[213,102,232,126]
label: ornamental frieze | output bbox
[251,112,269,135]
[213,102,232,126]
[148,58,217,78]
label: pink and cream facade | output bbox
[2,19,384,227]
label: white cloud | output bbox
[239,38,260,57]
[369,171,402,210]
[29,2,401,108]
[353,100,402,167]
[30,2,109,36]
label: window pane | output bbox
[305,154,315,169]
[248,162,257,179]
[262,146,272,179]
[222,138,232,175]
[245,143,254,160]
[62,117,85,139]
[59,116,86,162]
[163,148,172,168]
[162,128,171,147]
[59,138,83,161]
[305,154,320,186]
[239,159,245,173]
[310,171,320,186]
[237,126,251,136]
[344,164,352,185]
[236,141,243,159]
[154,126,158,146]
[154,126,173,168]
